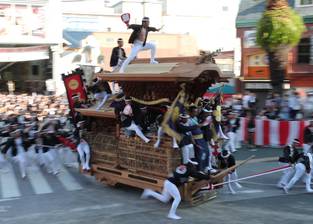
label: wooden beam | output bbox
[75,108,115,119]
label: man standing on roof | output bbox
[119,17,163,73]
[110,38,127,72]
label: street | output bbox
[0,147,313,224]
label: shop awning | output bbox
[208,83,236,94]
[63,31,92,48]
[0,46,49,62]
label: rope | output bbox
[212,164,291,188]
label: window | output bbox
[300,0,313,5]
[297,38,311,64]
[32,65,39,75]
[222,6,228,11]
[114,4,122,14]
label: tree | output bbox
[256,0,305,93]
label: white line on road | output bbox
[0,163,21,198]
[27,165,53,195]
[0,205,11,212]
[0,198,19,203]
[0,203,124,222]
[238,189,264,194]
[56,166,82,191]
[69,203,123,212]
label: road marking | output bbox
[0,198,19,202]
[238,189,264,194]
[0,205,11,212]
[27,165,53,195]
[0,163,21,198]
[56,166,82,191]
[69,203,122,212]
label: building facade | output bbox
[236,0,313,97]
[60,0,239,92]
[63,0,241,51]
[0,0,62,93]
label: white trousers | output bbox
[303,144,312,155]
[12,147,27,178]
[126,122,150,143]
[59,147,77,167]
[112,59,125,72]
[154,126,178,148]
[285,163,312,192]
[0,153,6,169]
[77,141,91,170]
[208,143,218,168]
[235,129,242,149]
[144,180,181,217]
[226,131,236,152]
[26,145,38,167]
[278,165,294,186]
[119,40,157,72]
[36,148,45,166]
[225,171,242,194]
[43,149,59,175]
[95,93,111,110]
[181,144,195,164]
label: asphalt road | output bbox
[0,147,312,224]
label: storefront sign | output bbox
[245,82,272,89]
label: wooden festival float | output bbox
[76,56,245,206]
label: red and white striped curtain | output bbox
[238,118,310,147]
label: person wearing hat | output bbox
[93,81,112,111]
[303,120,313,155]
[154,105,179,149]
[140,162,210,220]
[175,113,199,165]
[277,138,301,188]
[40,130,61,175]
[200,108,220,173]
[120,97,150,143]
[72,93,87,123]
[283,152,313,194]
[75,121,91,171]
[188,105,210,171]
[119,17,163,73]
[1,129,28,178]
[198,108,213,140]
[0,124,11,170]
[110,38,127,72]
[217,149,242,194]
[224,111,240,153]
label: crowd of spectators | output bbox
[226,90,313,121]
[0,93,69,120]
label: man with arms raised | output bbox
[119,17,163,73]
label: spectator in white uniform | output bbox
[283,153,313,194]
[277,139,301,188]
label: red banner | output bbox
[62,70,87,118]
[238,118,310,147]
